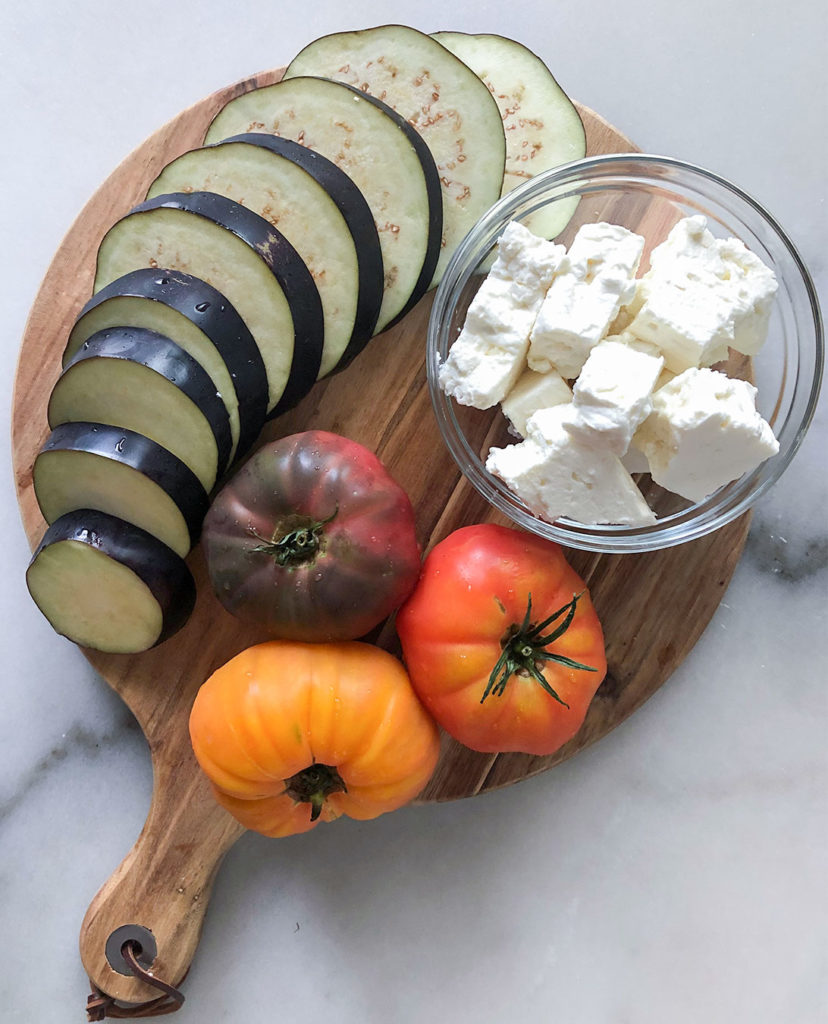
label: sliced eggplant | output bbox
[283,25,506,285]
[26,509,196,653]
[94,192,324,417]
[205,75,441,331]
[49,327,232,492]
[33,422,209,558]
[66,269,268,460]
[431,32,586,239]
[147,135,383,376]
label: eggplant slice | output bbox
[66,269,268,460]
[94,192,324,418]
[49,327,232,492]
[34,422,209,558]
[148,135,383,376]
[205,75,441,331]
[283,25,506,286]
[431,31,586,239]
[26,509,196,653]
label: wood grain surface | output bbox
[11,69,750,1005]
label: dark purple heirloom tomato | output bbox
[202,431,421,641]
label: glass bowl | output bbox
[427,153,824,553]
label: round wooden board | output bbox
[12,69,750,1004]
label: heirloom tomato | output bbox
[202,431,421,641]
[189,640,440,837]
[396,524,607,755]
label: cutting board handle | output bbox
[80,736,244,1007]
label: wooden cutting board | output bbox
[11,68,750,1008]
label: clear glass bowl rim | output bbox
[427,153,824,553]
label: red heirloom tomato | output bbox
[202,431,421,641]
[189,640,440,837]
[395,524,607,755]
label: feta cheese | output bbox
[528,222,645,378]
[486,406,656,526]
[438,221,565,409]
[441,213,780,528]
[717,237,779,356]
[501,367,571,437]
[563,334,664,455]
[625,216,778,372]
[634,367,779,503]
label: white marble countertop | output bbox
[2,2,826,1022]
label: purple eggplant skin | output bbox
[341,83,443,327]
[52,325,233,481]
[218,132,384,370]
[27,508,196,648]
[34,421,209,548]
[220,82,443,333]
[127,191,324,418]
[67,269,268,459]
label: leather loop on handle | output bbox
[87,941,186,1019]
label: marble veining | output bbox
[745,526,828,583]
[0,713,138,826]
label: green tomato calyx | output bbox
[284,762,348,822]
[483,592,596,705]
[249,507,338,567]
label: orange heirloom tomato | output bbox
[395,524,607,756]
[189,640,440,837]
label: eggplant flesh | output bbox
[95,192,324,417]
[26,509,196,653]
[67,269,269,461]
[284,25,506,286]
[431,31,586,240]
[206,75,441,332]
[228,133,383,366]
[147,136,383,377]
[50,326,232,492]
[34,422,209,558]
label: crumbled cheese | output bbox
[625,216,778,372]
[528,222,644,378]
[501,367,571,437]
[438,220,565,408]
[486,406,656,526]
[562,334,664,455]
[634,367,779,502]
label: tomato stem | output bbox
[249,507,338,567]
[284,762,348,822]
[482,592,597,705]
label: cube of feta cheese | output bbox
[562,334,664,455]
[438,221,565,409]
[501,368,572,437]
[528,222,645,378]
[634,367,779,503]
[625,216,778,372]
[717,237,779,356]
[486,406,656,526]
